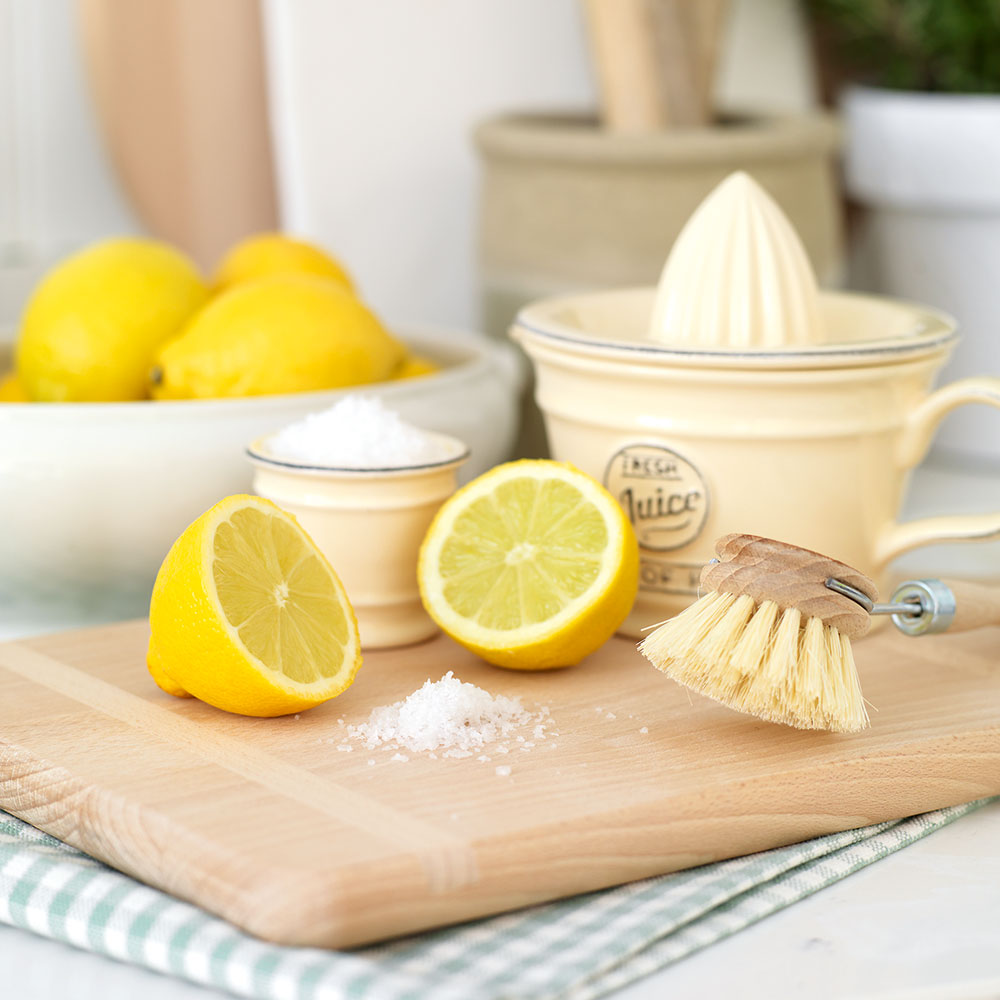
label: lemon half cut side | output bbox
[418,461,639,670]
[148,495,362,716]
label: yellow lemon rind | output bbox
[146,641,192,698]
[17,237,208,403]
[149,275,404,401]
[212,233,354,294]
[0,373,30,402]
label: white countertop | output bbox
[3,456,999,998]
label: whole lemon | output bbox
[212,233,353,293]
[150,275,406,399]
[16,238,207,402]
[0,373,29,402]
[394,355,441,380]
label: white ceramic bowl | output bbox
[0,327,523,631]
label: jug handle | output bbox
[878,377,1000,564]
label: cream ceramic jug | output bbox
[514,288,1000,638]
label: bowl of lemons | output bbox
[0,234,522,632]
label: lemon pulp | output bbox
[212,505,350,686]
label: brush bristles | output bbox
[639,590,869,733]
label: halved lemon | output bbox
[148,495,361,716]
[418,461,639,669]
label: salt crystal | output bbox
[347,671,532,754]
[640,727,649,734]
[266,396,457,469]
[391,753,409,762]
[337,744,352,753]
[367,759,375,766]
[293,714,300,720]
[495,765,512,777]
[606,713,617,721]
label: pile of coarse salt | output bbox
[334,672,557,774]
[266,395,456,468]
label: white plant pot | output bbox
[844,86,1000,465]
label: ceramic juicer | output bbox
[513,173,1000,637]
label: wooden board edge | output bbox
[230,727,1000,947]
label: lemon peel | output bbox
[150,275,405,399]
[17,238,207,402]
[213,233,353,293]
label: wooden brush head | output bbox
[700,534,879,639]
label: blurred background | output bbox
[4,0,1000,628]
[8,1,1000,453]
[1,0,818,333]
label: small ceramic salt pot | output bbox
[247,433,469,649]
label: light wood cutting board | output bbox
[0,620,998,948]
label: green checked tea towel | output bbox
[0,799,992,1000]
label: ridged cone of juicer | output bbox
[648,172,825,349]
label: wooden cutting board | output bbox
[0,619,998,949]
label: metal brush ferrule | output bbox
[824,578,957,636]
[887,580,956,636]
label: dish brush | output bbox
[639,533,1000,733]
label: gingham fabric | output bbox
[0,800,991,1000]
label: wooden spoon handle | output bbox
[944,580,1000,633]
[77,0,279,269]
[583,0,670,132]
[583,0,726,131]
